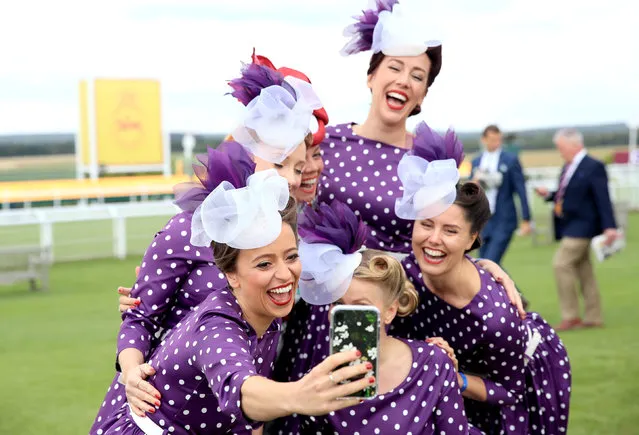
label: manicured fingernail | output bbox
[155,393,161,399]
[365,362,373,370]
[359,399,364,403]
[355,350,361,358]
[368,376,375,384]
[155,400,160,406]
[149,408,155,413]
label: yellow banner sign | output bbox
[79,79,163,166]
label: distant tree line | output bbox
[0,124,630,158]
[459,124,629,154]
[0,134,228,158]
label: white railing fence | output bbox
[0,164,636,264]
[522,164,636,245]
[525,164,639,210]
[0,201,179,263]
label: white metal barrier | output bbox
[0,164,635,264]
[525,164,639,210]
[0,200,180,263]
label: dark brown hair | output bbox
[453,182,491,252]
[353,249,419,317]
[481,124,501,137]
[212,196,299,273]
[367,46,443,117]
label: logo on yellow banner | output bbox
[79,79,163,166]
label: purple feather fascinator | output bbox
[297,200,368,305]
[298,201,368,254]
[341,0,399,56]
[173,141,256,212]
[394,122,463,220]
[411,121,465,168]
[227,63,289,107]
[227,62,322,164]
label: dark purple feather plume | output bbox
[227,63,287,106]
[173,141,256,212]
[341,0,399,55]
[410,121,465,168]
[298,200,368,254]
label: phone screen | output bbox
[329,305,380,399]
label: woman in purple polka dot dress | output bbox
[304,260,474,435]
[272,0,443,373]
[390,133,571,434]
[90,62,321,434]
[98,176,373,435]
[292,200,475,435]
[270,3,525,434]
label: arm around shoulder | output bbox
[116,213,197,363]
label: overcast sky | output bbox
[0,0,637,135]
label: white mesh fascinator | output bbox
[297,201,368,306]
[372,3,441,56]
[232,76,323,164]
[394,122,465,220]
[298,242,363,306]
[341,0,441,57]
[190,169,290,249]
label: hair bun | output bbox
[461,180,481,196]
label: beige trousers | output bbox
[552,237,602,323]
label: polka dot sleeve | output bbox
[431,347,472,435]
[192,312,264,433]
[116,212,196,362]
[481,311,527,410]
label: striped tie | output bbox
[555,165,569,203]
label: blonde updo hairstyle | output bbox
[353,249,419,317]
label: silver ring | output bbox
[328,372,338,384]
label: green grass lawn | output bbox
[0,215,638,434]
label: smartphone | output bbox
[329,304,380,399]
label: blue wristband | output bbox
[459,373,468,392]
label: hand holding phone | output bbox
[329,305,380,399]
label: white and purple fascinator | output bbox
[173,141,255,213]
[228,63,323,164]
[341,0,441,57]
[395,122,465,220]
[173,141,289,249]
[297,201,368,306]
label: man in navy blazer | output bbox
[471,125,532,265]
[535,128,619,331]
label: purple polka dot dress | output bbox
[97,288,280,435]
[318,123,413,253]
[269,123,414,434]
[391,255,571,435]
[301,340,477,435]
[91,211,279,434]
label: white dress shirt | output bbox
[479,149,502,214]
[561,149,587,189]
